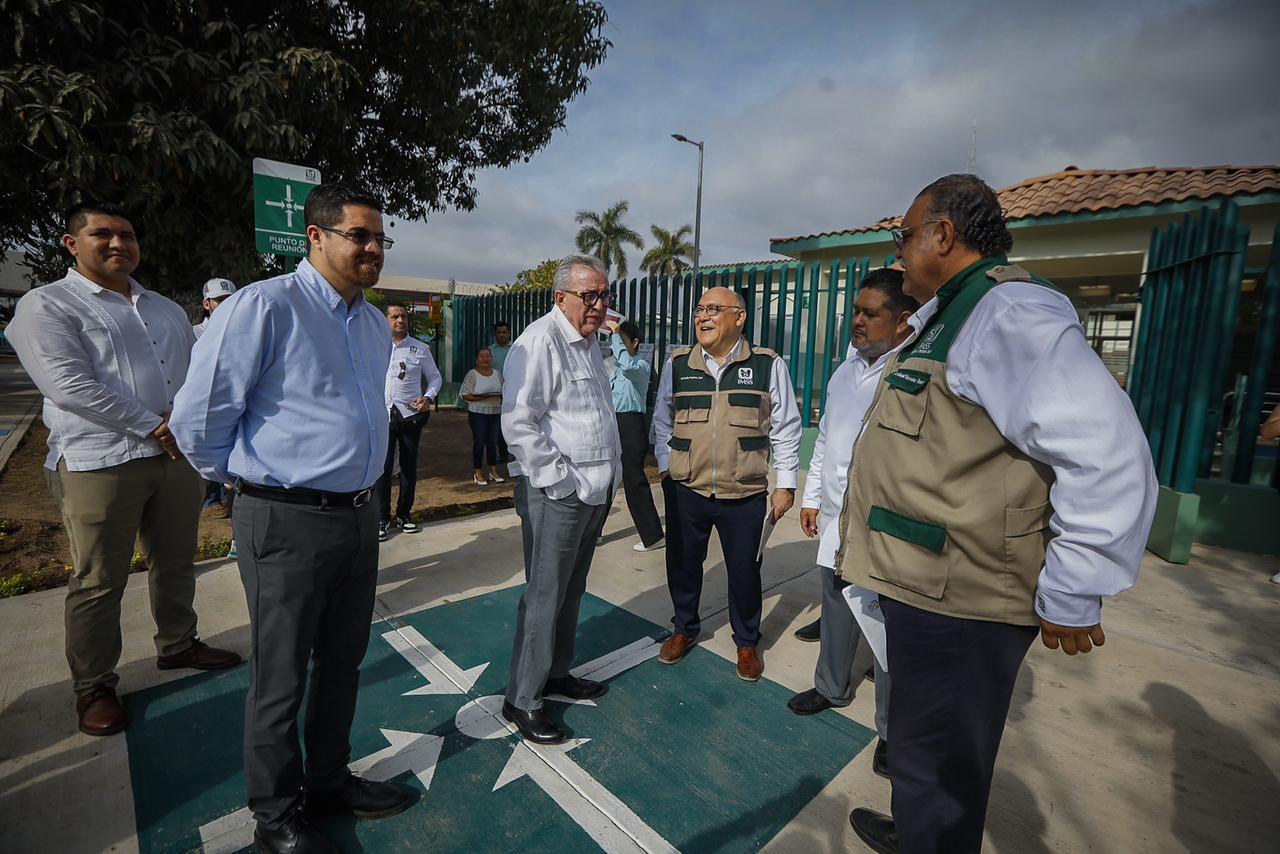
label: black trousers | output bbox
[666,480,767,647]
[616,413,664,546]
[881,597,1036,854]
[378,407,426,523]
[233,493,379,829]
[468,411,501,469]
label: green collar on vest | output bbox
[903,255,1007,362]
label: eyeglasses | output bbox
[562,289,616,308]
[316,225,395,250]
[890,220,941,251]
[693,304,743,317]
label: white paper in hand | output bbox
[756,508,777,562]
[842,583,888,673]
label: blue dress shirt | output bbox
[609,335,650,414]
[170,259,392,492]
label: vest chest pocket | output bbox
[668,436,693,481]
[674,393,712,424]
[736,435,770,483]
[727,392,766,428]
[876,382,930,439]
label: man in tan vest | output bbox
[652,287,803,681]
[843,175,1157,854]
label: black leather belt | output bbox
[236,480,373,508]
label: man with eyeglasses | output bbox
[843,174,1157,854]
[171,183,411,853]
[652,287,803,682]
[377,302,442,540]
[499,253,622,745]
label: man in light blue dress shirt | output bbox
[171,184,411,854]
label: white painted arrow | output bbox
[494,739,677,854]
[382,625,489,696]
[198,728,443,854]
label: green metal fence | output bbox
[451,259,875,426]
[1127,199,1277,490]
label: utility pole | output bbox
[671,133,704,277]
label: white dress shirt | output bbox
[501,307,621,505]
[192,318,209,340]
[385,335,443,417]
[652,337,803,489]
[7,268,194,471]
[802,317,926,568]
[866,281,1157,627]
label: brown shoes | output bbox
[156,639,243,671]
[658,633,697,664]
[76,687,127,736]
[736,646,763,681]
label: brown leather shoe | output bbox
[736,646,763,682]
[156,639,243,671]
[76,687,127,736]
[658,633,696,664]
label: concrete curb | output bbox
[0,391,41,477]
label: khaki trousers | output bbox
[48,455,203,695]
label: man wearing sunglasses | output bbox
[499,253,622,745]
[171,183,410,853]
[843,174,1157,854]
[652,286,803,682]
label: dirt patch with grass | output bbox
[0,409,658,597]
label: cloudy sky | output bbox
[383,0,1280,284]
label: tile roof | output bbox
[772,165,1280,244]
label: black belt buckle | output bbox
[352,488,372,508]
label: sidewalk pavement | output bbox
[0,356,40,475]
[1,478,1278,852]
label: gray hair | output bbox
[554,254,609,291]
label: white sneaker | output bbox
[633,537,665,552]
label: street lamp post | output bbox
[670,133,703,277]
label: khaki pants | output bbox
[48,455,203,695]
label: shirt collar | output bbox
[297,258,366,314]
[704,337,745,368]
[550,304,591,344]
[66,267,146,301]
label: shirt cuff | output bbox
[131,413,165,439]
[655,448,670,473]
[1034,585,1102,627]
[774,469,798,490]
[544,474,576,500]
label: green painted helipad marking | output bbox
[126,587,873,852]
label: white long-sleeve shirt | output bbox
[866,281,1157,627]
[385,335,442,417]
[7,268,194,471]
[802,319,926,568]
[501,307,621,505]
[652,337,803,490]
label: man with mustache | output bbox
[500,254,622,745]
[843,174,1157,853]
[652,286,803,681]
[8,202,242,739]
[788,268,920,784]
[171,184,410,853]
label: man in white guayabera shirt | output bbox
[7,202,241,739]
[787,267,920,784]
[500,253,622,746]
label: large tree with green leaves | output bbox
[640,223,694,278]
[0,0,610,292]
[574,200,642,280]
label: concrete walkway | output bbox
[1,481,1277,852]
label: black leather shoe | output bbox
[872,739,889,778]
[544,675,608,700]
[849,807,898,854]
[793,618,821,642]
[502,700,567,744]
[254,814,338,853]
[308,774,414,820]
[787,688,836,716]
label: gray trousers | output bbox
[233,493,379,829]
[507,476,609,711]
[815,565,890,741]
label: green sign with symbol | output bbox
[252,158,321,257]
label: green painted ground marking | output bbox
[126,587,873,852]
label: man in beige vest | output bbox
[652,287,803,681]
[843,175,1157,854]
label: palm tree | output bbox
[574,200,644,280]
[641,224,695,278]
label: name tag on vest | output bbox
[885,368,931,395]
